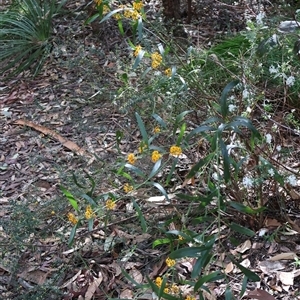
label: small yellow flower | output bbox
[133,1,143,11]
[164,287,169,294]
[131,10,140,20]
[166,257,176,267]
[151,150,162,163]
[51,211,55,215]
[94,0,102,6]
[178,235,184,241]
[153,126,160,133]
[164,68,172,77]
[155,277,162,287]
[85,205,95,219]
[124,9,132,18]
[127,153,136,164]
[134,45,142,57]
[67,212,78,225]
[170,284,180,294]
[124,183,134,193]
[170,145,182,156]
[113,13,121,20]
[105,199,116,210]
[103,5,110,14]
[151,52,163,69]
[185,296,196,300]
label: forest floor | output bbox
[1,0,300,299]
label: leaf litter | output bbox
[1,0,300,299]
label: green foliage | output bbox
[0,0,64,78]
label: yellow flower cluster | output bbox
[106,199,116,210]
[185,296,196,300]
[67,212,78,225]
[151,52,163,69]
[165,257,176,267]
[103,5,110,14]
[124,9,140,20]
[127,153,136,164]
[164,68,172,77]
[151,150,162,163]
[153,126,160,133]
[170,145,182,156]
[155,277,162,287]
[94,0,102,6]
[134,45,142,57]
[133,1,143,11]
[113,13,122,20]
[124,183,134,193]
[154,277,180,295]
[85,205,95,219]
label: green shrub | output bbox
[0,0,65,78]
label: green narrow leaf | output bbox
[117,19,124,36]
[220,80,240,118]
[68,224,78,246]
[81,194,97,207]
[84,171,96,196]
[133,49,145,69]
[187,153,214,179]
[132,200,147,233]
[137,17,143,40]
[229,222,255,237]
[148,159,162,180]
[151,182,169,201]
[230,256,260,281]
[72,173,86,189]
[219,139,230,182]
[152,238,172,248]
[229,201,264,214]
[165,158,178,186]
[135,112,148,142]
[152,113,167,128]
[194,271,224,292]
[176,122,186,145]
[60,186,78,211]
[99,7,124,23]
[225,286,235,300]
[88,218,94,231]
[85,13,99,24]
[124,163,145,178]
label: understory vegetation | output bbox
[1,0,300,299]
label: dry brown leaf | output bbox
[14,119,92,158]
[245,289,276,300]
[18,269,48,285]
[270,252,297,261]
[277,271,294,286]
[84,272,103,300]
[235,240,251,253]
[129,268,143,285]
[119,288,133,299]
